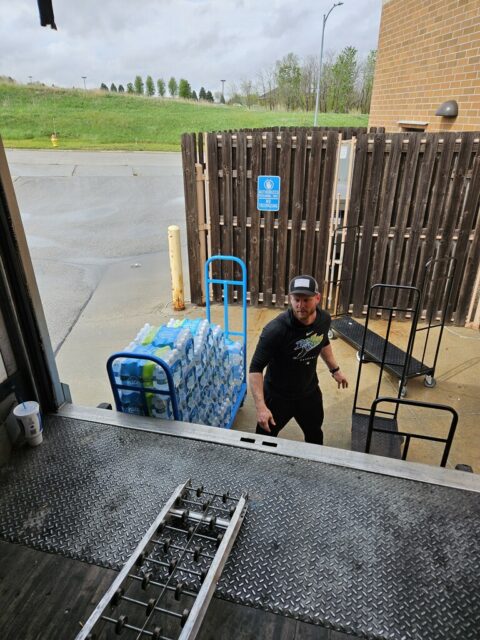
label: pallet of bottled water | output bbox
[110,318,245,428]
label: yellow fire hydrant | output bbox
[50,133,58,147]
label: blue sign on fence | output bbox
[257,175,281,212]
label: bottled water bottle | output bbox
[151,347,183,390]
[196,320,213,347]
[133,323,155,345]
[169,317,202,338]
[195,369,205,390]
[122,344,171,389]
[226,339,244,386]
[193,338,208,379]
[189,405,199,424]
[167,318,182,328]
[112,342,136,385]
[185,386,201,421]
[119,345,145,388]
[152,326,176,349]
[197,400,209,425]
[150,393,174,420]
[214,350,231,389]
[204,403,218,427]
[152,327,194,364]
[176,328,194,364]
[184,363,197,393]
[211,324,224,350]
[141,325,158,345]
[119,390,144,415]
[177,376,194,417]
[219,400,232,428]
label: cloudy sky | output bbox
[1,0,382,95]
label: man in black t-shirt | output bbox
[249,275,348,445]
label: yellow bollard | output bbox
[50,133,58,147]
[168,225,185,311]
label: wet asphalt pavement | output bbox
[6,149,186,352]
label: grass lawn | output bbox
[0,83,369,151]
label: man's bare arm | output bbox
[320,344,348,389]
[248,372,276,432]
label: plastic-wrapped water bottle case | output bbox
[112,319,244,427]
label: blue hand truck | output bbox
[106,255,247,429]
[205,255,248,427]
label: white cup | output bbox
[13,401,43,446]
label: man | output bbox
[249,275,348,445]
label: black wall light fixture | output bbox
[435,100,459,117]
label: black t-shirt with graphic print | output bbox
[249,307,331,398]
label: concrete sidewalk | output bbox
[56,254,480,473]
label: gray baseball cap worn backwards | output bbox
[289,275,319,296]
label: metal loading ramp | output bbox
[0,410,479,640]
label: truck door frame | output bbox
[0,137,68,413]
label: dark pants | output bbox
[256,386,324,445]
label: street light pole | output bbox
[81,76,87,91]
[220,79,226,101]
[313,2,343,127]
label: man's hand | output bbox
[333,370,348,389]
[249,371,276,433]
[256,404,276,433]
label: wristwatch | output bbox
[329,366,340,375]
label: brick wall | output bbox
[369,0,480,132]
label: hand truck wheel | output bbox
[424,375,436,388]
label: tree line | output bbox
[231,48,376,113]
[99,75,216,103]
[98,46,376,113]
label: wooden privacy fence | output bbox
[182,129,480,328]
[182,128,358,307]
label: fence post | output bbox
[466,266,480,329]
[315,131,340,289]
[323,133,342,304]
[181,133,203,305]
[206,132,222,302]
[338,137,357,315]
[195,163,207,305]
